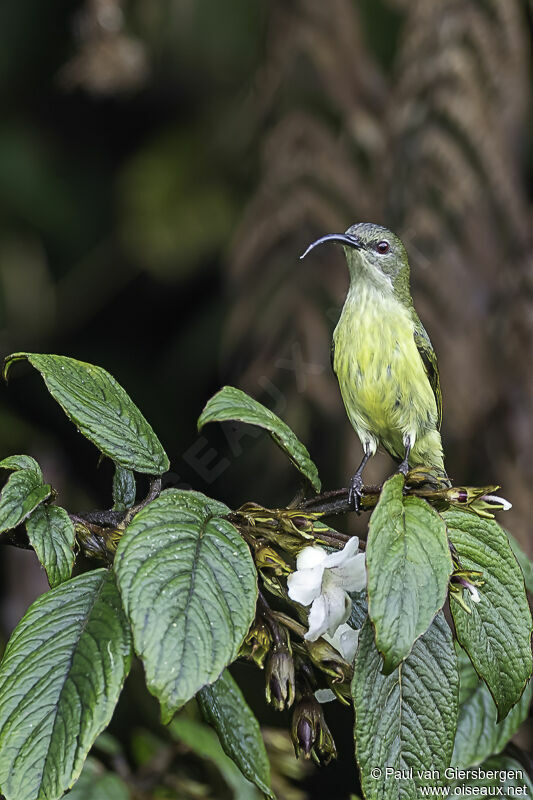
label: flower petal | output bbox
[482,494,512,511]
[324,623,360,663]
[315,689,336,704]
[468,585,481,603]
[305,587,351,641]
[296,545,328,570]
[326,552,367,593]
[287,564,324,606]
[304,594,329,641]
[322,536,360,569]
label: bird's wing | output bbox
[413,322,443,429]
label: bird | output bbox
[300,222,449,509]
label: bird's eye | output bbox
[376,240,390,254]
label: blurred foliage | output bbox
[117,127,238,279]
[225,0,533,544]
[0,0,531,796]
[73,662,314,799]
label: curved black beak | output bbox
[300,233,362,260]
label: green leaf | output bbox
[452,646,532,768]
[366,474,453,672]
[163,488,230,517]
[0,468,51,533]
[449,754,533,794]
[445,510,533,719]
[352,612,458,800]
[170,716,262,800]
[112,465,136,511]
[67,758,131,800]
[5,353,169,475]
[25,504,76,588]
[114,489,257,722]
[197,669,274,799]
[505,529,533,595]
[0,569,132,800]
[0,454,42,480]
[198,386,321,492]
[348,589,368,630]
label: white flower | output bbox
[314,624,360,704]
[471,492,512,518]
[455,576,482,604]
[481,494,512,511]
[324,623,360,663]
[287,537,366,642]
[470,586,481,603]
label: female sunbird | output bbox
[301,222,449,508]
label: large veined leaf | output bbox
[25,504,76,588]
[0,454,42,480]
[448,755,533,794]
[445,510,532,719]
[0,468,51,533]
[4,353,169,475]
[159,488,230,517]
[197,670,274,799]
[348,589,368,630]
[114,489,257,722]
[112,465,136,512]
[0,570,132,800]
[352,612,458,800]
[170,717,262,800]
[452,647,532,768]
[505,529,533,595]
[198,385,321,492]
[366,475,453,672]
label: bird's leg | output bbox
[397,438,412,476]
[349,450,371,512]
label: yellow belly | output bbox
[333,287,440,464]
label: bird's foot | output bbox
[397,439,411,479]
[397,458,409,477]
[348,472,364,512]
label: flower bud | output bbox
[471,493,512,518]
[74,522,117,562]
[304,638,353,684]
[239,620,272,669]
[254,545,291,575]
[435,484,510,519]
[260,571,288,600]
[290,695,337,765]
[450,569,484,612]
[405,467,448,489]
[265,640,296,710]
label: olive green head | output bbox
[301,222,412,304]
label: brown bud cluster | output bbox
[265,627,296,711]
[290,695,337,765]
[239,620,272,669]
[304,638,353,685]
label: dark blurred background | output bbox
[0,0,531,796]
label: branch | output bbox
[0,478,163,557]
[298,485,382,515]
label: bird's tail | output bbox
[410,430,451,487]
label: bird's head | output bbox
[301,222,411,301]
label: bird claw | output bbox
[348,473,364,512]
[397,459,409,477]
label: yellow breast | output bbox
[333,284,437,459]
